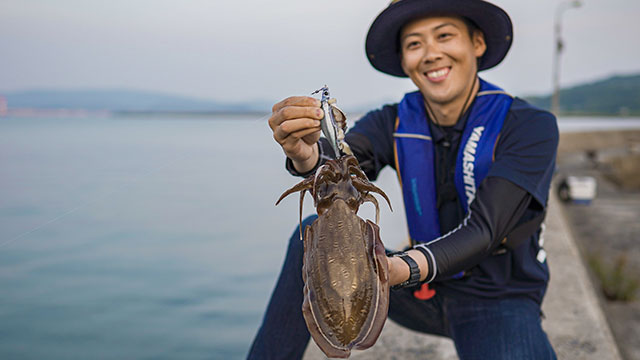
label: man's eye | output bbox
[438,33,453,40]
[406,41,420,49]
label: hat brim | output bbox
[365,0,513,77]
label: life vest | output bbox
[393,79,514,244]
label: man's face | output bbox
[400,16,486,107]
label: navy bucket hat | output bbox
[365,0,513,77]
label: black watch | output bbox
[391,253,421,290]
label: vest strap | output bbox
[394,78,513,244]
[392,133,432,141]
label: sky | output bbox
[1,0,639,108]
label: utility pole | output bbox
[552,0,583,115]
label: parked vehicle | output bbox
[557,176,597,204]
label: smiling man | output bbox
[249,0,559,359]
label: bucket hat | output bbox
[365,0,513,77]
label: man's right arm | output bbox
[268,96,325,174]
[289,143,319,174]
[272,97,398,181]
[285,138,335,177]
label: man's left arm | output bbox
[388,106,559,285]
[388,176,533,284]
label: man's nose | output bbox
[422,41,442,63]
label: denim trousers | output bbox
[247,216,556,360]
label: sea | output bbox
[1,114,639,359]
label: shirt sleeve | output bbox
[487,101,559,207]
[346,104,398,180]
[415,176,535,281]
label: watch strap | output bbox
[391,253,421,290]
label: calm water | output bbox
[1,115,639,359]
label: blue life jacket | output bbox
[393,79,514,244]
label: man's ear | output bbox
[473,30,487,58]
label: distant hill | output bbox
[1,89,271,113]
[3,73,639,116]
[524,73,640,116]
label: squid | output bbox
[277,155,392,358]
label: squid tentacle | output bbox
[276,177,315,241]
[298,189,307,240]
[276,176,314,206]
[348,164,369,182]
[352,178,392,211]
[361,193,381,225]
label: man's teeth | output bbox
[427,69,448,79]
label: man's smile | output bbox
[425,67,451,82]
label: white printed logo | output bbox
[462,126,485,206]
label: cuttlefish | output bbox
[277,155,391,358]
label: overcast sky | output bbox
[1,0,639,108]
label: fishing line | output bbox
[254,113,272,122]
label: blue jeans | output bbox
[247,216,556,360]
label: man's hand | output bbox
[268,96,325,173]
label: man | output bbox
[249,0,558,359]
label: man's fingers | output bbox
[280,117,321,135]
[273,118,320,142]
[269,105,324,130]
[272,96,321,113]
[281,129,321,154]
[302,131,322,145]
[288,127,321,141]
[268,96,324,161]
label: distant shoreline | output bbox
[113,110,270,118]
[4,108,640,119]
[1,108,271,118]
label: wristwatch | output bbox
[391,252,421,290]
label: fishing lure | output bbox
[312,86,353,157]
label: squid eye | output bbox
[316,183,329,197]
